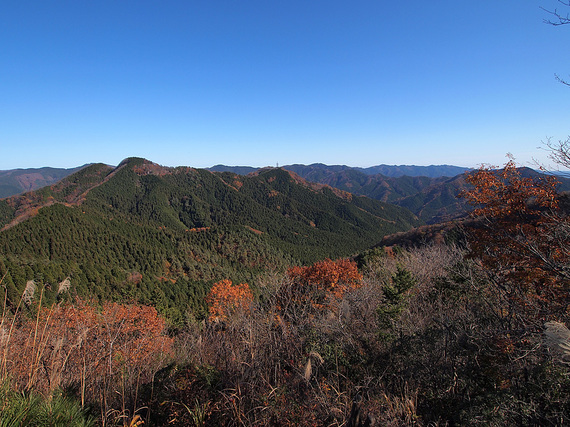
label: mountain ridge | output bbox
[208,163,472,178]
[4,162,566,225]
[0,163,471,200]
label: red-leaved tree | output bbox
[461,159,570,320]
[287,258,362,313]
[205,279,253,322]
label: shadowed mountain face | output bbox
[0,158,421,322]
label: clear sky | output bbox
[1,1,569,170]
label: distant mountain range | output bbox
[286,164,570,223]
[1,164,473,224]
[0,163,462,199]
[208,163,471,178]
[0,163,470,201]
[273,164,472,223]
[0,165,88,198]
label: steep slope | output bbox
[0,158,421,322]
[0,163,115,230]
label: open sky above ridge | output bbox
[1,1,569,170]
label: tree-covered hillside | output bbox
[282,164,469,223]
[0,158,421,322]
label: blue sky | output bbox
[1,1,569,170]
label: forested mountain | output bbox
[209,164,570,224]
[0,163,467,199]
[0,163,475,224]
[0,157,421,322]
[5,157,570,426]
[208,163,473,223]
[0,165,88,198]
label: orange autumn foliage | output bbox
[206,279,254,321]
[461,159,570,317]
[41,301,172,380]
[462,160,559,221]
[287,258,362,311]
[1,298,173,412]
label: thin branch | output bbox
[541,1,570,26]
[542,136,570,170]
[555,73,570,86]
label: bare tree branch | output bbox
[542,136,570,171]
[541,1,570,26]
[555,73,570,86]
[541,2,570,88]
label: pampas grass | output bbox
[544,321,570,364]
[304,351,324,382]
